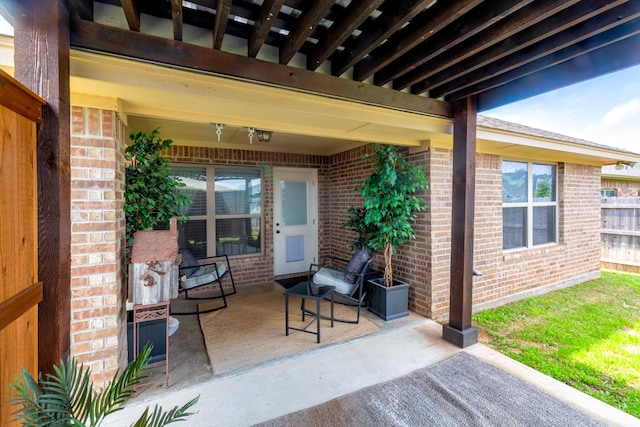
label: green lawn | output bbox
[473,270,640,418]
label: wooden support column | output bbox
[443,96,478,348]
[14,0,72,372]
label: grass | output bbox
[473,270,640,418]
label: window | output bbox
[502,161,557,250]
[601,189,616,197]
[171,165,262,258]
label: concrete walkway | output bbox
[103,319,639,427]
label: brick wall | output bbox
[466,158,602,317]
[601,178,640,197]
[165,146,329,286]
[70,106,127,387]
[326,145,373,261]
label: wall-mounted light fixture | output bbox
[615,161,625,170]
[256,129,272,143]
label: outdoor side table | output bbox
[284,282,334,343]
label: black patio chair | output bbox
[304,250,373,324]
[170,249,237,315]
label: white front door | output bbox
[273,168,317,276]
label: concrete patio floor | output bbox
[104,294,639,427]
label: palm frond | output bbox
[9,343,198,427]
[129,397,199,427]
[89,344,152,425]
[10,345,153,427]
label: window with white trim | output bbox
[171,165,262,258]
[600,189,616,197]
[502,161,557,250]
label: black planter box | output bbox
[366,278,410,321]
[126,312,167,364]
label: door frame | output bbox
[272,167,318,276]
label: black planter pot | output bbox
[366,278,410,321]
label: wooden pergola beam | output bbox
[331,0,433,77]
[307,0,384,71]
[69,17,452,119]
[353,0,482,82]
[248,0,285,58]
[121,0,140,32]
[213,0,232,50]
[279,0,334,65]
[425,0,637,98]
[171,0,183,41]
[384,0,538,89]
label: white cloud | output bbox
[602,97,640,127]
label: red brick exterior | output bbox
[465,158,601,317]
[70,106,127,387]
[601,179,640,197]
[165,146,330,287]
[68,107,603,380]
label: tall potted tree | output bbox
[125,129,191,359]
[125,128,191,303]
[124,128,191,251]
[353,144,428,320]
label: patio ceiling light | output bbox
[256,129,272,143]
[214,124,271,144]
[247,127,271,144]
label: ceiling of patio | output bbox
[11,0,640,155]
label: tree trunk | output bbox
[384,243,393,287]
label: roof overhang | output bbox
[69,49,454,156]
[473,125,640,166]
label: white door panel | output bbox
[273,168,317,275]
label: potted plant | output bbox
[124,128,191,251]
[10,344,198,426]
[351,144,428,320]
[124,129,191,355]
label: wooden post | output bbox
[14,0,72,372]
[443,96,478,348]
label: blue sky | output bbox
[483,64,640,154]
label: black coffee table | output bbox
[284,281,334,343]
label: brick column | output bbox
[70,106,127,387]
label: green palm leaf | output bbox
[10,343,198,427]
[129,397,199,427]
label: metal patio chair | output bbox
[170,249,237,315]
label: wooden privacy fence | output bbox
[601,197,640,273]
[0,70,44,426]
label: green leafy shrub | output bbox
[124,128,191,249]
